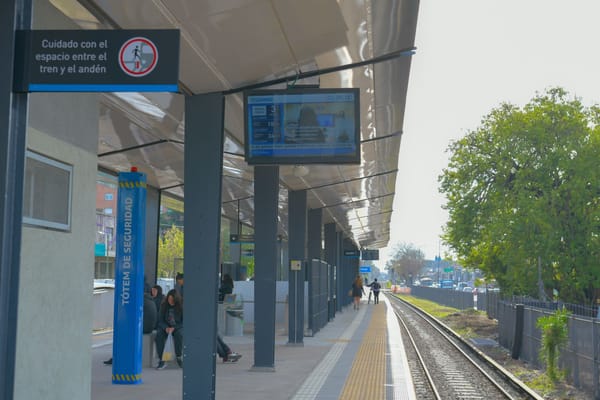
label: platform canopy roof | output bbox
[52,0,419,250]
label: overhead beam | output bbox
[221,46,416,95]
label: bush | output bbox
[536,307,569,382]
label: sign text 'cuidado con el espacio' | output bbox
[14,29,179,92]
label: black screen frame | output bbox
[244,87,361,165]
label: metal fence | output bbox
[410,285,475,310]
[510,295,598,319]
[497,301,600,397]
[308,259,329,335]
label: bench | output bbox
[142,330,157,368]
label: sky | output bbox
[377,1,600,266]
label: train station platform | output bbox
[91,294,415,400]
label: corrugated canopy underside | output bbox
[53,0,419,249]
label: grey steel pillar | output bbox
[306,208,322,331]
[145,186,160,286]
[307,208,322,260]
[324,223,336,319]
[0,1,30,399]
[253,166,279,370]
[288,190,307,345]
[336,232,346,311]
[347,240,360,307]
[183,93,225,399]
[229,219,241,265]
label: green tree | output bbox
[158,225,184,278]
[386,243,426,284]
[439,88,600,303]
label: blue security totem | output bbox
[112,168,146,384]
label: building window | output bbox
[23,150,73,231]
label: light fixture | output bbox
[292,165,309,178]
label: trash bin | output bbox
[217,303,226,336]
[225,308,244,336]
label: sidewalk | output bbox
[92,304,370,400]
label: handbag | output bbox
[162,332,175,361]
[348,289,353,297]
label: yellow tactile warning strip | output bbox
[339,303,387,400]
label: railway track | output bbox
[386,294,544,400]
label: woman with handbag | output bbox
[155,289,183,369]
[351,275,365,310]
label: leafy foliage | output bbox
[386,243,426,283]
[440,88,600,303]
[536,308,570,382]
[158,225,184,278]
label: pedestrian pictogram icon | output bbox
[119,37,158,77]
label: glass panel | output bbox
[23,151,72,230]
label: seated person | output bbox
[150,285,164,314]
[216,334,241,363]
[143,292,158,333]
[155,289,184,369]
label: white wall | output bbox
[15,115,98,400]
[13,3,99,398]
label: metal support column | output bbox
[253,166,279,370]
[307,208,322,261]
[336,232,345,311]
[288,190,307,345]
[324,223,336,320]
[183,93,225,399]
[145,185,160,286]
[0,1,31,399]
[306,208,322,331]
[229,219,241,266]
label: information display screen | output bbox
[244,88,360,165]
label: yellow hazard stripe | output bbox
[112,373,142,383]
[119,181,147,189]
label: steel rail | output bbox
[387,294,541,399]
[392,303,442,399]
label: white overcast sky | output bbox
[376,1,600,266]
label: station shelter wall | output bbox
[13,1,100,399]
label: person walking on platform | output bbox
[216,273,242,362]
[370,278,381,304]
[219,273,234,302]
[216,334,242,363]
[155,289,184,369]
[351,275,365,310]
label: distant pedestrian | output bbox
[370,278,381,304]
[351,275,365,310]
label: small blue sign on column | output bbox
[112,168,146,384]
